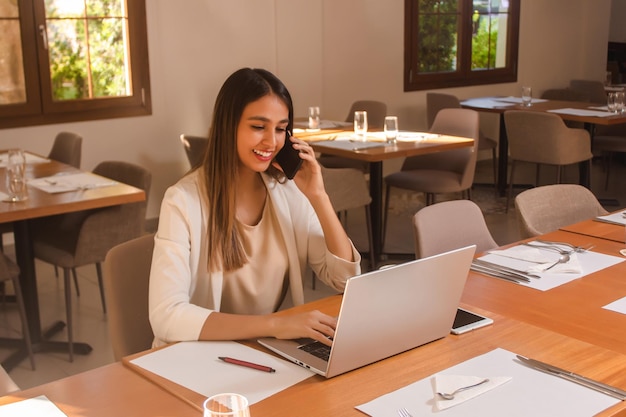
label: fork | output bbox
[397,407,413,417]
[533,240,592,253]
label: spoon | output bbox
[437,378,490,400]
[543,253,570,270]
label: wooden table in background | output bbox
[297,130,474,261]
[559,217,625,244]
[461,97,626,195]
[0,154,146,369]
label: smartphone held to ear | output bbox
[275,131,303,180]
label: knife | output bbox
[470,264,525,284]
[516,355,626,400]
[472,259,538,281]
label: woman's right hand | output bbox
[270,310,337,346]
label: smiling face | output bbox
[236,93,290,175]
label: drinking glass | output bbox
[308,106,320,130]
[607,92,619,113]
[384,116,399,143]
[614,91,625,114]
[353,110,368,141]
[5,149,28,202]
[203,393,250,417]
[521,86,532,107]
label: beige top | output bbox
[221,197,289,314]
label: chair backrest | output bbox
[426,92,462,129]
[344,100,387,127]
[321,166,371,212]
[0,365,19,396]
[514,184,609,239]
[180,134,208,168]
[103,233,155,361]
[48,131,83,168]
[413,200,498,259]
[569,79,607,104]
[401,108,480,190]
[71,161,152,264]
[503,110,592,165]
[540,88,591,102]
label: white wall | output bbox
[610,0,626,42]
[0,0,612,221]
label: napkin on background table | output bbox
[488,247,582,274]
[434,375,512,411]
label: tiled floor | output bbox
[1,156,625,391]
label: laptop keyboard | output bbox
[296,338,331,362]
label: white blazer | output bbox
[149,170,361,346]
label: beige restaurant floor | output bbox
[1,157,626,390]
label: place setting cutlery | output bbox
[470,259,538,284]
[516,355,626,400]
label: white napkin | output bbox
[433,375,512,411]
[526,252,582,274]
[488,247,551,263]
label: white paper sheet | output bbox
[595,211,626,226]
[461,97,516,109]
[603,296,626,315]
[547,108,615,117]
[28,172,118,193]
[356,348,620,417]
[129,341,313,405]
[496,96,548,104]
[478,245,625,291]
[0,395,67,416]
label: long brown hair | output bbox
[201,68,294,271]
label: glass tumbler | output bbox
[203,393,250,417]
[384,116,399,143]
[353,110,368,141]
[5,149,28,202]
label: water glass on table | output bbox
[5,149,28,202]
[203,393,250,417]
[384,116,398,143]
[521,86,532,107]
[354,110,368,141]
[308,106,320,130]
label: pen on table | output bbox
[218,356,276,373]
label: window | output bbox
[0,0,151,129]
[404,0,520,91]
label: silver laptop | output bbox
[258,245,476,378]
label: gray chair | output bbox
[48,131,83,168]
[426,92,498,186]
[569,79,607,104]
[102,233,154,361]
[0,365,19,396]
[412,200,498,259]
[382,108,480,244]
[0,253,35,370]
[318,100,387,172]
[179,134,208,168]
[514,184,608,239]
[321,166,375,273]
[32,161,151,361]
[503,110,593,212]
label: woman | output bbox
[149,68,361,348]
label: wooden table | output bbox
[462,229,626,356]
[461,97,626,195]
[2,297,625,416]
[560,218,625,244]
[297,130,474,261]
[0,154,146,369]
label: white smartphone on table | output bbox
[451,308,494,335]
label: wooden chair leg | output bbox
[506,160,517,213]
[381,185,392,250]
[96,263,107,314]
[365,205,375,271]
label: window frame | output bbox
[0,0,151,129]
[404,0,520,92]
